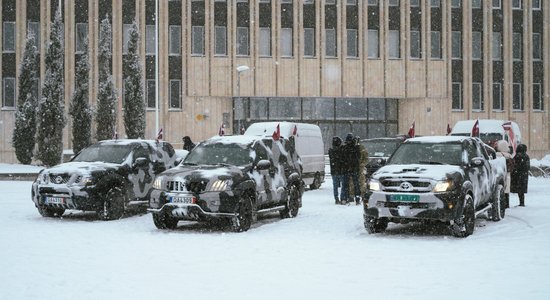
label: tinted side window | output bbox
[465,140,478,160]
[133,144,150,162]
[161,142,176,157]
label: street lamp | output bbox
[236,65,250,134]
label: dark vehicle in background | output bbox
[32,140,180,220]
[148,135,304,232]
[363,136,507,238]
[361,136,407,179]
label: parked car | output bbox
[360,136,407,179]
[363,136,507,237]
[244,122,325,189]
[148,135,304,232]
[450,119,522,150]
[31,139,180,220]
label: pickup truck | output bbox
[363,136,507,237]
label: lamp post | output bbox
[236,65,250,134]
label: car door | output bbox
[464,140,491,206]
[251,141,279,206]
[131,143,154,199]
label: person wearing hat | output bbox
[328,136,345,204]
[511,144,530,207]
[342,133,362,205]
[182,136,196,151]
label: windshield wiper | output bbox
[181,162,197,165]
[418,161,445,165]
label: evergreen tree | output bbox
[12,30,39,164]
[69,39,92,154]
[36,8,65,166]
[123,21,146,139]
[96,17,118,141]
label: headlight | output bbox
[37,172,49,184]
[433,180,453,192]
[153,177,164,190]
[210,180,232,192]
[368,180,381,192]
[79,176,94,186]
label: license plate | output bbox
[390,194,419,202]
[45,196,66,204]
[170,196,194,204]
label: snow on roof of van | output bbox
[244,122,318,136]
[451,119,507,134]
[406,136,468,143]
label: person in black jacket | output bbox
[342,133,362,205]
[182,136,196,151]
[511,143,530,206]
[329,137,344,204]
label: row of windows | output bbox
[452,0,542,10]
[451,82,544,112]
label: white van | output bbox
[244,122,325,189]
[450,119,522,148]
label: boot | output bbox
[519,194,525,207]
[335,197,341,205]
[355,196,361,205]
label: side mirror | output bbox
[256,159,271,170]
[133,157,149,169]
[470,157,484,167]
[152,160,166,174]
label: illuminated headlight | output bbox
[368,180,381,192]
[433,180,453,192]
[210,180,232,192]
[79,176,94,186]
[153,177,164,190]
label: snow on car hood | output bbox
[42,161,122,176]
[373,164,464,180]
[160,164,244,182]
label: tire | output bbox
[280,184,300,218]
[309,173,322,190]
[152,212,179,229]
[451,194,475,238]
[97,186,126,220]
[37,206,65,218]
[364,215,388,234]
[231,193,254,232]
[490,184,505,221]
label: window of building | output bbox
[347,0,357,4]
[2,77,15,108]
[347,29,358,57]
[28,21,40,47]
[237,27,249,56]
[281,28,293,57]
[170,80,181,109]
[452,31,461,59]
[259,28,271,57]
[76,23,88,54]
[236,0,250,56]
[431,0,440,8]
[146,24,155,55]
[492,32,502,60]
[122,24,131,54]
[368,0,378,5]
[215,26,227,56]
[411,0,420,7]
[513,83,523,110]
[451,0,461,8]
[513,32,522,60]
[303,1,315,57]
[472,82,483,111]
[192,26,204,55]
[472,0,481,9]
[325,1,337,57]
[368,29,379,58]
[169,25,181,56]
[431,31,441,59]
[326,29,337,57]
[533,33,542,60]
[512,0,522,10]
[410,30,421,59]
[472,31,482,60]
[492,0,501,9]
[389,30,400,58]
[452,82,463,110]
[147,79,156,108]
[3,22,15,52]
[304,28,315,57]
[493,83,503,110]
[533,83,543,110]
[388,0,399,6]
[533,0,541,10]
[281,1,293,57]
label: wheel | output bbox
[364,215,388,234]
[97,186,125,220]
[280,184,300,218]
[451,194,475,238]
[152,212,179,229]
[231,193,254,232]
[309,173,322,190]
[490,184,505,221]
[37,206,65,218]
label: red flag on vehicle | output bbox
[156,128,163,141]
[113,130,118,140]
[471,119,480,138]
[292,125,298,136]
[502,121,517,156]
[407,121,415,138]
[218,123,225,136]
[272,123,281,141]
[446,123,452,135]
[240,126,246,135]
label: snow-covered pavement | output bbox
[1,177,549,300]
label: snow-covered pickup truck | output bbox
[32,140,180,220]
[363,136,507,237]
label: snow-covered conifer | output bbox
[123,21,145,139]
[36,8,65,166]
[96,17,118,141]
[69,39,92,154]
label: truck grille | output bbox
[49,174,72,184]
[167,180,186,192]
[380,178,433,193]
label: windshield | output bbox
[72,144,133,164]
[183,143,252,166]
[388,143,464,166]
[361,140,401,157]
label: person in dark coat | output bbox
[182,136,196,151]
[511,143,530,206]
[328,137,344,204]
[342,133,362,205]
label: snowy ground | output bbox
[1,176,549,300]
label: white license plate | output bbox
[45,196,66,204]
[170,196,194,204]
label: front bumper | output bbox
[32,182,100,211]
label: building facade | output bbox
[0,0,548,163]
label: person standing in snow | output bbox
[182,136,196,151]
[342,133,362,205]
[328,136,344,204]
[511,144,530,207]
[495,140,513,209]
